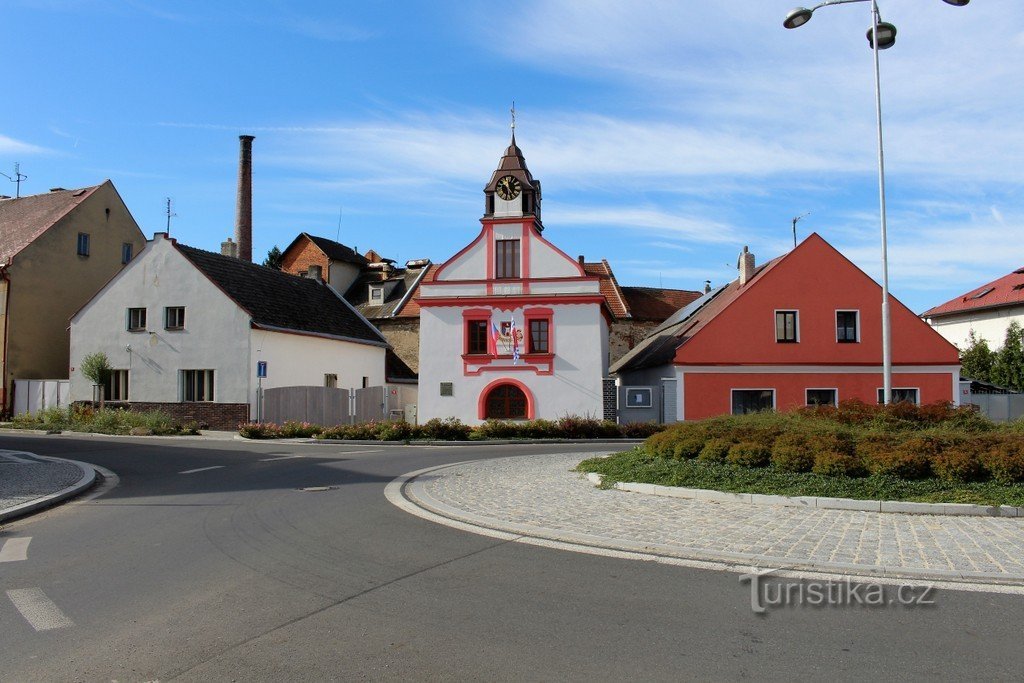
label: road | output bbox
[1,433,1022,681]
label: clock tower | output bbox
[483,133,542,227]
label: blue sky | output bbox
[3,0,1021,314]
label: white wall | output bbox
[327,261,362,296]
[69,236,251,403]
[437,232,488,280]
[529,231,584,278]
[927,306,1024,349]
[418,303,607,424]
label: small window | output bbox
[165,306,185,330]
[732,389,775,415]
[775,311,798,343]
[362,376,369,389]
[77,232,90,256]
[529,319,549,353]
[467,320,489,355]
[495,239,521,279]
[806,389,837,406]
[324,373,338,389]
[440,382,454,397]
[878,388,919,405]
[370,286,384,301]
[181,369,215,402]
[127,307,147,332]
[104,369,129,401]
[625,388,652,408]
[836,311,858,343]
[308,264,323,280]
[121,242,133,264]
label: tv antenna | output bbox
[0,163,27,198]
[165,197,177,232]
[791,212,810,248]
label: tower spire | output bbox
[510,101,516,143]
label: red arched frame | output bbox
[477,377,537,420]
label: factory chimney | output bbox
[234,135,255,262]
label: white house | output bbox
[69,233,388,428]
[417,135,610,424]
[922,266,1024,350]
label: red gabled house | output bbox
[611,233,961,421]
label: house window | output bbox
[485,384,527,419]
[77,232,90,257]
[324,374,337,388]
[370,286,384,301]
[625,387,653,408]
[732,389,775,415]
[362,376,369,389]
[121,242,133,264]
[495,239,520,279]
[878,388,919,405]
[127,307,147,332]
[529,319,549,353]
[775,311,798,343]
[104,370,129,401]
[467,319,489,355]
[837,311,859,343]
[165,306,185,330]
[308,264,322,280]
[806,388,837,407]
[181,369,215,402]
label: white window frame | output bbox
[731,388,776,415]
[805,387,839,407]
[835,309,860,343]
[774,309,799,343]
[127,307,147,332]
[624,387,653,409]
[105,369,129,401]
[164,306,185,330]
[370,286,384,301]
[77,232,90,257]
[181,369,215,402]
[877,387,920,405]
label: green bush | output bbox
[619,421,667,439]
[279,421,319,438]
[377,420,416,441]
[727,441,771,468]
[555,415,620,439]
[671,435,705,460]
[981,438,1024,484]
[239,422,282,439]
[698,438,732,463]
[811,451,867,477]
[418,417,472,440]
[770,432,815,473]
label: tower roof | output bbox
[484,134,538,192]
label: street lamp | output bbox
[783,0,969,404]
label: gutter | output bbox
[1,260,10,414]
[250,322,390,348]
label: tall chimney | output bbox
[234,134,254,262]
[738,246,756,286]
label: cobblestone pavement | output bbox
[404,453,1024,583]
[0,450,84,511]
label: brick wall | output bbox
[280,238,327,279]
[93,401,250,430]
[609,320,661,365]
[603,377,617,423]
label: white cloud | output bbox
[0,134,50,156]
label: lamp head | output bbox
[941,0,969,5]
[783,7,813,29]
[866,21,897,49]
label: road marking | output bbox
[179,466,225,474]
[6,588,74,631]
[331,449,383,455]
[0,537,31,562]
[259,455,303,462]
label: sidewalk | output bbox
[0,450,97,522]
[394,452,1024,587]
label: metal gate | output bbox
[12,379,70,417]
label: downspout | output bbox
[1,260,11,416]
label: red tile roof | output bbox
[0,184,102,262]
[922,267,1024,318]
[583,260,630,319]
[621,286,702,322]
[397,263,437,318]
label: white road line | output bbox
[331,449,383,455]
[258,455,303,462]
[0,537,31,563]
[178,466,225,474]
[6,588,74,631]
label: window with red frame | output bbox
[467,320,489,354]
[529,319,549,353]
[485,384,527,419]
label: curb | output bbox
[0,456,99,523]
[584,473,1024,518]
[237,436,645,447]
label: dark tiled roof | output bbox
[175,243,386,345]
[922,266,1024,318]
[346,263,432,320]
[0,184,101,261]
[484,134,539,193]
[620,286,703,322]
[305,233,368,265]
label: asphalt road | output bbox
[1,433,1022,682]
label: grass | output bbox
[8,406,198,436]
[577,448,1024,507]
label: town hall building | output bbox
[417,134,610,423]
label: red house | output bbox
[611,233,961,422]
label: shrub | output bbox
[475,420,525,439]
[279,421,320,438]
[671,435,706,460]
[619,421,666,439]
[932,443,986,482]
[377,420,416,441]
[555,415,620,439]
[812,451,867,477]
[239,422,281,439]
[418,417,471,441]
[770,433,815,473]
[981,438,1024,484]
[698,438,732,463]
[727,441,771,468]
[861,436,932,479]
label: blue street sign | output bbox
[257,361,267,378]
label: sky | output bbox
[2,0,1022,314]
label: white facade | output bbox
[926,305,1024,350]
[70,234,386,417]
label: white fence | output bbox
[262,384,418,425]
[12,379,71,417]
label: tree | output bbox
[991,321,1024,391]
[263,245,283,270]
[80,352,111,407]
[958,330,995,383]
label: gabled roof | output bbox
[922,266,1024,318]
[174,242,386,346]
[0,184,102,261]
[399,264,436,318]
[582,260,630,319]
[345,261,433,320]
[283,232,368,266]
[621,286,703,322]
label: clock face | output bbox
[495,175,522,201]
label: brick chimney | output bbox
[234,135,254,262]
[220,237,237,258]
[738,246,755,286]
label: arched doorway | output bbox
[484,383,528,419]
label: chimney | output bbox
[738,246,755,286]
[220,237,237,258]
[704,280,712,294]
[578,255,585,265]
[234,134,255,262]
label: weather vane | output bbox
[510,101,516,133]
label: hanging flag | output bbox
[490,320,501,355]
[509,316,519,364]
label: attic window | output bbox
[370,286,384,301]
[967,287,995,300]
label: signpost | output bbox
[256,361,267,422]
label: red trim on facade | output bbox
[434,227,488,282]
[423,275,600,287]
[524,307,554,356]
[477,377,537,420]
[485,223,494,294]
[521,221,531,292]
[419,295,605,310]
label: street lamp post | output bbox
[783,0,969,404]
